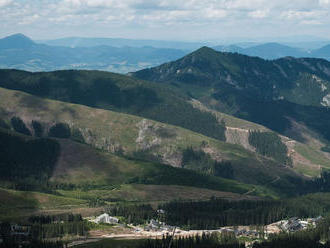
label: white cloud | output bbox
[224,0,266,10]
[18,14,40,25]
[319,0,330,7]
[203,8,227,19]
[0,0,12,7]
[0,0,330,40]
[248,9,269,18]
[300,20,323,25]
[281,10,325,20]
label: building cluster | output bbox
[278,216,323,232]
[143,219,175,232]
[219,227,259,238]
[89,213,119,225]
[0,223,31,245]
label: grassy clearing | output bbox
[0,188,87,221]
[294,163,321,178]
[295,144,330,169]
[57,184,259,204]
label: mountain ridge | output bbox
[132,46,330,144]
[0,33,35,49]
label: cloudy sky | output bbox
[0,0,329,42]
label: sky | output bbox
[0,0,330,42]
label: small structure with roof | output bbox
[91,213,119,224]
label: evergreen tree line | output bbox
[253,217,330,248]
[160,199,286,229]
[308,170,330,193]
[106,204,156,225]
[158,195,330,229]
[6,117,76,140]
[103,195,330,230]
[28,214,83,224]
[27,214,88,240]
[0,214,89,247]
[182,147,234,179]
[30,221,88,240]
[128,218,330,248]
[0,128,60,190]
[248,131,292,166]
[0,240,64,248]
[137,233,244,248]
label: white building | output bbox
[92,213,119,224]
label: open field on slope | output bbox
[0,188,87,221]
[0,86,304,192]
[191,98,330,178]
[0,87,236,158]
[57,184,258,203]
[0,184,260,222]
[190,99,268,131]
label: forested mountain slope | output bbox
[0,127,265,220]
[0,127,254,194]
[0,69,226,141]
[0,86,311,196]
[133,47,330,143]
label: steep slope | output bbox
[132,47,330,143]
[0,69,226,142]
[133,47,330,106]
[190,99,330,178]
[0,33,35,49]
[0,128,263,220]
[0,87,308,196]
[0,127,258,194]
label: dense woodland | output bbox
[161,199,287,229]
[108,193,330,230]
[248,131,291,166]
[138,233,244,248]
[0,127,60,190]
[107,204,156,225]
[253,217,330,248]
[182,147,234,179]
[0,214,89,248]
[135,218,330,248]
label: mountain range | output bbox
[39,35,330,60]
[133,47,330,142]
[0,34,187,73]
[3,43,330,222]
[214,42,330,60]
[2,34,330,75]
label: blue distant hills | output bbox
[1,33,330,73]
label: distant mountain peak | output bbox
[193,46,216,54]
[0,33,35,49]
[187,46,220,59]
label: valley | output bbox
[2,46,330,248]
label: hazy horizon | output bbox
[1,0,330,43]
